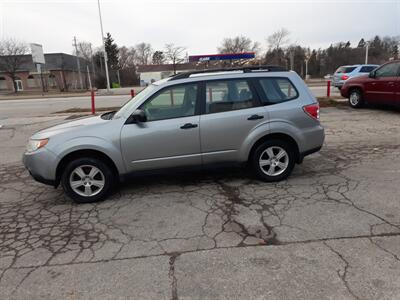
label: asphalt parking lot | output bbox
[1,105,400,299]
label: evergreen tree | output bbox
[104,32,119,70]
[357,38,365,48]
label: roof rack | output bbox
[169,65,287,81]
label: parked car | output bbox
[340,60,400,108]
[332,64,379,89]
[23,66,325,203]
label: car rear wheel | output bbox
[251,140,295,182]
[61,157,114,203]
[348,89,363,108]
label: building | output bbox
[137,53,257,86]
[137,63,197,86]
[0,53,91,93]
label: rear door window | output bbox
[360,66,377,73]
[205,79,257,114]
[258,78,298,104]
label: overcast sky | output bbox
[0,0,399,55]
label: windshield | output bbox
[113,85,157,119]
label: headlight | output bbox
[26,139,49,153]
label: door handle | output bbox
[180,123,198,129]
[247,114,264,120]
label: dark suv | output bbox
[340,60,400,108]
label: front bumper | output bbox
[23,147,58,187]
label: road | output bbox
[0,107,399,298]
[0,95,131,118]
[0,86,340,119]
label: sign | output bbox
[189,52,255,62]
[30,43,45,64]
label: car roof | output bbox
[152,68,295,87]
[339,64,378,68]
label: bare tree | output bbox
[74,41,96,83]
[164,43,186,74]
[135,42,153,65]
[0,39,28,92]
[218,36,260,54]
[72,41,93,61]
[267,28,290,51]
[118,46,136,69]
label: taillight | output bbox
[341,74,349,80]
[303,103,320,120]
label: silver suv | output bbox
[23,66,324,203]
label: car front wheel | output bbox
[61,157,114,203]
[251,140,295,182]
[348,89,363,108]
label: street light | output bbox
[365,41,369,64]
[97,0,110,91]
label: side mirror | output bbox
[369,71,376,78]
[128,109,147,123]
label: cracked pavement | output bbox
[0,107,400,299]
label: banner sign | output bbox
[189,52,255,62]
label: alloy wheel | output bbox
[259,146,289,176]
[349,92,360,106]
[69,165,105,197]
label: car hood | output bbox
[346,73,369,83]
[31,115,106,139]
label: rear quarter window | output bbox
[335,66,357,73]
[258,78,298,104]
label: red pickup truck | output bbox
[340,60,400,108]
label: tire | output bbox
[348,89,363,108]
[251,139,295,182]
[61,157,114,203]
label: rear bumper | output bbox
[297,125,324,163]
[298,146,322,163]
[332,81,344,88]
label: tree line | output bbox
[87,33,187,87]
[0,28,399,90]
[86,30,400,88]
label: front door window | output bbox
[140,83,198,121]
[375,63,400,77]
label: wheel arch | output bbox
[55,149,119,186]
[248,133,300,164]
[348,85,364,97]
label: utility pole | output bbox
[73,36,83,89]
[365,42,369,64]
[97,0,111,91]
[87,65,92,90]
[289,50,294,71]
[305,59,309,78]
[117,69,121,86]
[89,43,96,78]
